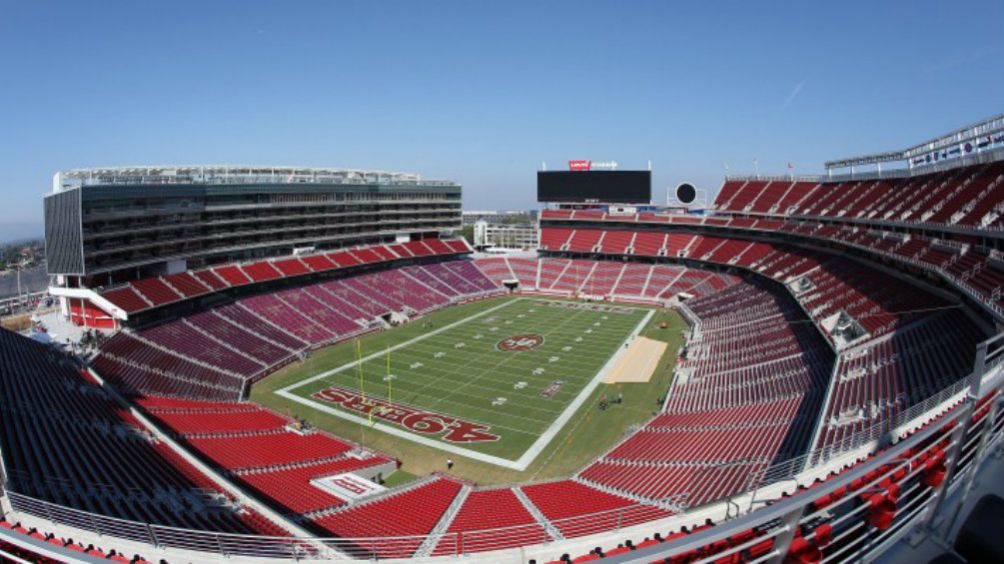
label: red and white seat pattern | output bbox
[99,238,473,315]
[136,395,390,518]
[713,162,1004,230]
[473,257,739,302]
[93,259,500,401]
[0,329,279,536]
[579,280,833,506]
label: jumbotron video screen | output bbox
[537,170,651,203]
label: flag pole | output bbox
[356,339,374,427]
[386,345,392,406]
[354,339,367,444]
[356,339,365,398]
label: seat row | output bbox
[714,161,1004,231]
[100,238,472,314]
[473,257,740,302]
[539,207,1004,319]
[94,259,501,401]
[579,279,833,506]
[0,329,275,535]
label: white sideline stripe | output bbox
[513,307,654,470]
[277,299,523,468]
[279,298,518,390]
[275,298,654,471]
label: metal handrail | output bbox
[3,367,995,560]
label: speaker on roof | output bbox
[676,182,697,205]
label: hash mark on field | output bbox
[409,304,595,419]
[281,297,655,469]
[394,341,620,373]
[316,299,646,442]
[433,352,446,358]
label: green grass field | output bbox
[253,295,687,484]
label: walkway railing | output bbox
[4,365,1001,560]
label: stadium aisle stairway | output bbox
[578,280,834,506]
[136,395,391,518]
[0,329,277,535]
[534,226,958,347]
[98,238,474,315]
[93,258,502,401]
[472,257,739,302]
[519,481,672,539]
[432,488,551,555]
[311,478,464,559]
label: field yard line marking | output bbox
[386,303,636,425]
[275,297,655,471]
[512,308,656,470]
[411,301,644,430]
[392,301,575,406]
[326,307,640,427]
[387,341,622,379]
[275,388,529,469]
[420,304,596,414]
[274,297,540,468]
[370,343,626,418]
[378,301,603,427]
[276,298,519,394]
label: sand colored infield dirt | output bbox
[603,336,667,383]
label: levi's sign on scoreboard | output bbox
[567,160,619,171]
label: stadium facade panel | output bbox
[44,166,462,278]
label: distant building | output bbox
[462,210,536,225]
[473,220,537,250]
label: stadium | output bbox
[0,112,1000,564]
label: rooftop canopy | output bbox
[53,165,456,192]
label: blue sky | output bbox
[1,0,1002,239]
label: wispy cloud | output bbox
[781,79,806,110]
[923,47,1000,74]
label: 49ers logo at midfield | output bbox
[497,334,544,352]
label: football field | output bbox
[274,297,652,470]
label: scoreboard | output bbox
[537,170,651,204]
